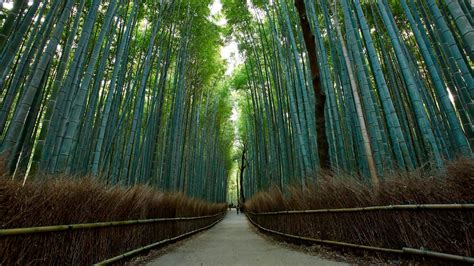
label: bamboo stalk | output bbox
[246,204,474,215]
[94,215,225,265]
[0,213,224,236]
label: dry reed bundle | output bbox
[245,160,474,259]
[0,177,226,265]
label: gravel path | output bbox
[146,209,347,266]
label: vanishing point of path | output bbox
[146,209,347,266]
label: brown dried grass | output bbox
[245,159,474,258]
[0,176,226,265]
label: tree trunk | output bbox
[294,0,330,170]
[239,147,247,203]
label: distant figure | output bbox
[236,203,240,214]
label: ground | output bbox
[141,209,347,266]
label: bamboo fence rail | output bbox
[246,206,474,263]
[247,214,403,254]
[0,212,225,236]
[94,215,225,265]
[246,203,474,215]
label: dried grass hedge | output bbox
[0,177,226,265]
[245,159,474,259]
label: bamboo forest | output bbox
[0,0,473,264]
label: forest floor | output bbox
[138,209,347,265]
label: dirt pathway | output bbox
[146,209,347,266]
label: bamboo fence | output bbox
[246,203,474,215]
[94,216,225,265]
[0,212,225,236]
[246,204,474,263]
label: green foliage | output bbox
[0,0,233,203]
[0,0,472,203]
[225,0,473,199]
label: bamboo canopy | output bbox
[223,0,473,197]
[0,0,234,203]
[0,0,472,201]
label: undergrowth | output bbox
[0,176,226,265]
[245,159,474,260]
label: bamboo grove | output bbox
[223,0,473,197]
[0,0,234,202]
